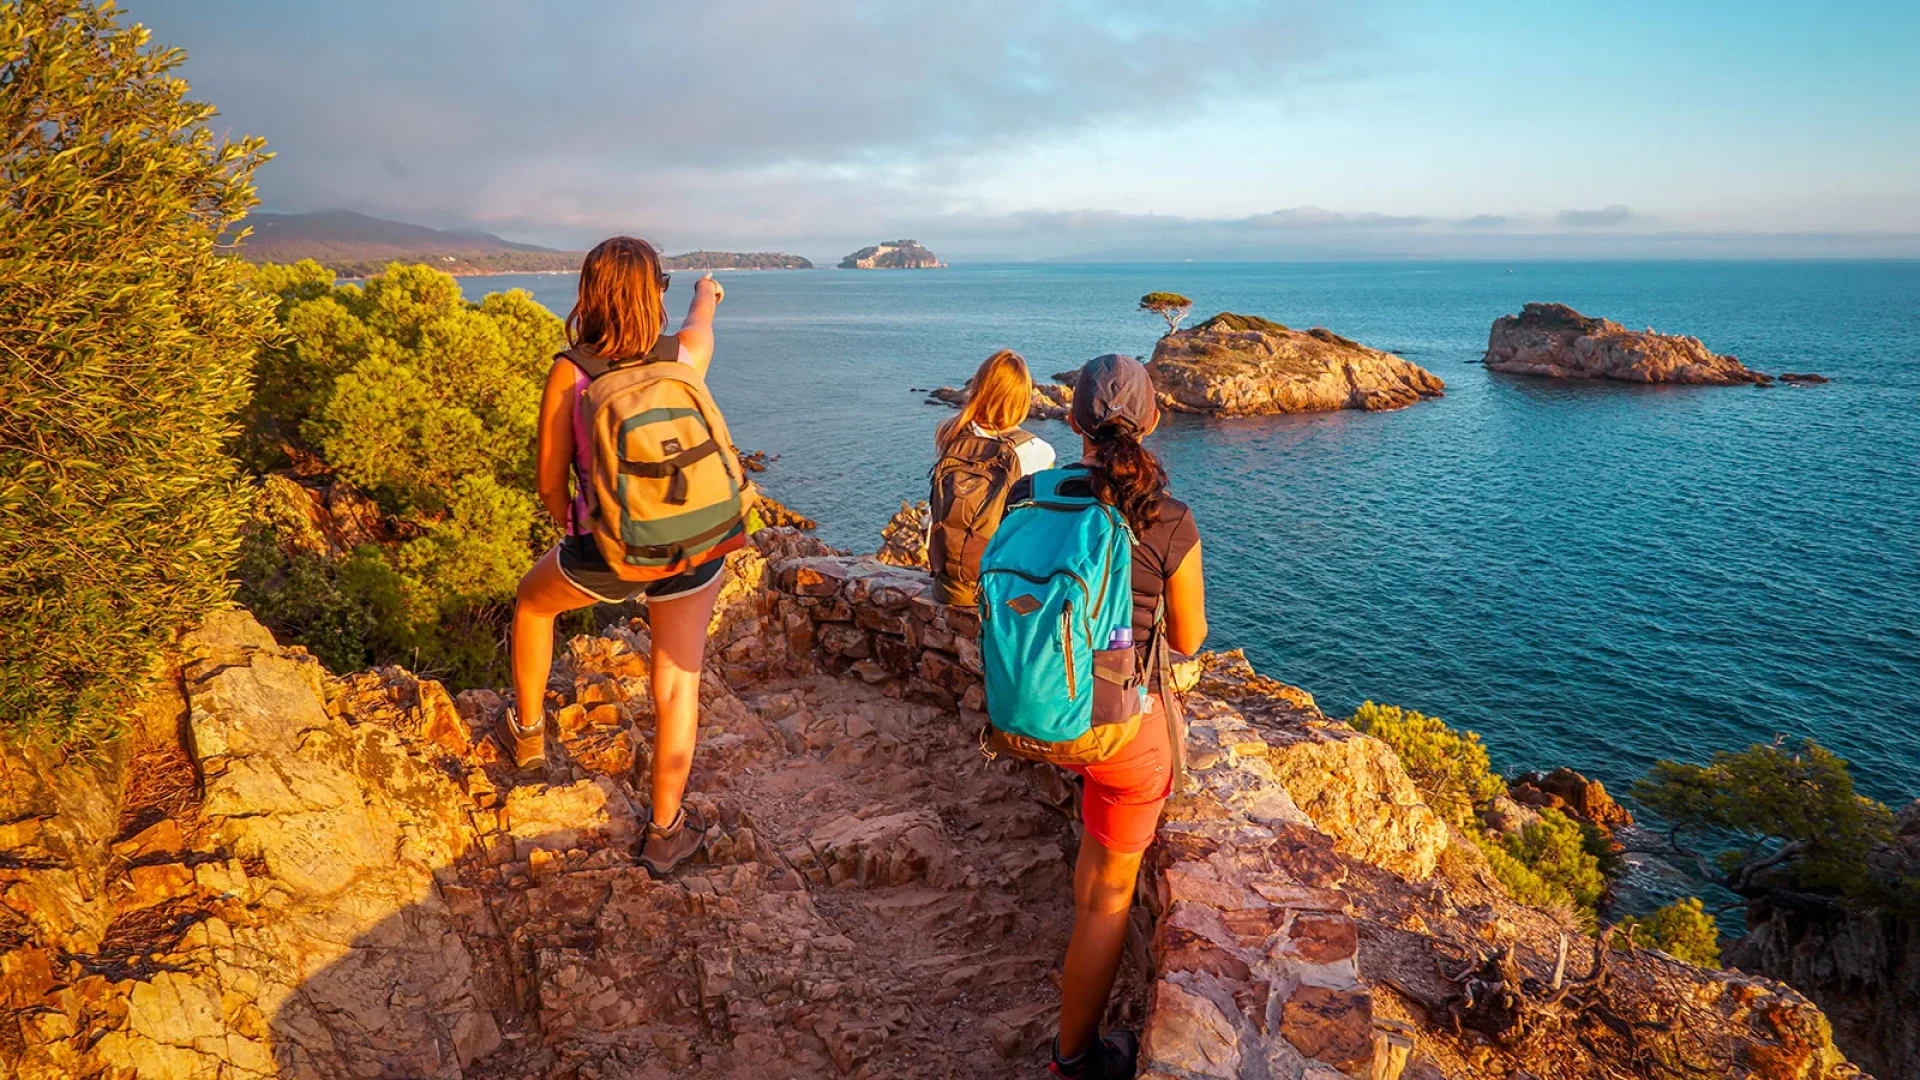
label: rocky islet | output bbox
[1484,301,1793,385]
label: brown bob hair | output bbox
[567,236,669,359]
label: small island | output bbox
[661,251,813,271]
[1484,302,1774,385]
[1148,312,1445,414]
[839,239,944,269]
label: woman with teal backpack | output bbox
[989,353,1209,1078]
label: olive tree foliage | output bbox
[0,0,274,743]
[239,259,565,685]
[1139,291,1193,335]
[1634,738,1895,902]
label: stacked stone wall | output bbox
[748,533,1420,1079]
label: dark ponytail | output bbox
[1085,422,1167,535]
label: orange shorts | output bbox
[1068,694,1174,855]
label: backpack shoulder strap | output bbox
[1003,429,1037,448]
[562,331,683,382]
[559,346,612,380]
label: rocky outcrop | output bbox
[1148,313,1445,415]
[838,240,943,270]
[1509,767,1634,832]
[925,379,1072,421]
[0,528,1867,1079]
[1484,302,1771,384]
[1728,800,1920,1080]
[875,501,930,568]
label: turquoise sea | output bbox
[462,262,1920,807]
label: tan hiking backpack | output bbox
[565,333,750,581]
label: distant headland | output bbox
[839,239,944,269]
[230,210,813,277]
[660,251,813,271]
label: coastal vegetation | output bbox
[1351,702,1612,928]
[1138,291,1193,334]
[237,259,564,686]
[0,0,276,744]
[1617,897,1722,967]
[1635,738,1905,906]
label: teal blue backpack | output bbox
[978,468,1152,765]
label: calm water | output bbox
[464,262,1920,805]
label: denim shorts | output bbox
[556,534,725,604]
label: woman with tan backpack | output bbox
[506,236,751,877]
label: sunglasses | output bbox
[659,272,671,292]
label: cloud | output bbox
[1556,204,1641,228]
[1454,214,1508,229]
[133,0,1376,238]
[1243,207,1429,229]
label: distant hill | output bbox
[839,239,943,269]
[662,251,813,270]
[234,211,814,277]
[235,210,581,277]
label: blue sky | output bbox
[130,0,1920,259]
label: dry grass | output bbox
[115,730,203,846]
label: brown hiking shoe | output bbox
[639,805,707,877]
[498,707,546,771]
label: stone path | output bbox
[441,632,1143,1079]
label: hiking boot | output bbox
[498,708,546,771]
[1048,1031,1138,1079]
[639,805,707,877]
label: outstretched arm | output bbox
[676,273,724,378]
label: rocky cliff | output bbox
[838,240,943,270]
[1725,801,1920,1080]
[1148,313,1446,415]
[0,527,1866,1078]
[1484,302,1772,384]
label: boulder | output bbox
[1147,313,1444,415]
[1508,767,1633,831]
[876,501,931,568]
[1484,302,1770,384]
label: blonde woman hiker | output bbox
[505,236,753,877]
[927,348,1057,605]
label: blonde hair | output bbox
[937,349,1033,449]
[567,236,667,359]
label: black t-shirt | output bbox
[1007,466,1200,644]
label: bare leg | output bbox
[644,572,723,828]
[1057,833,1146,1059]
[511,548,598,732]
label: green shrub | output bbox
[0,0,274,743]
[238,260,564,687]
[1617,898,1721,968]
[1471,831,1583,922]
[1498,807,1609,918]
[1351,701,1506,830]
